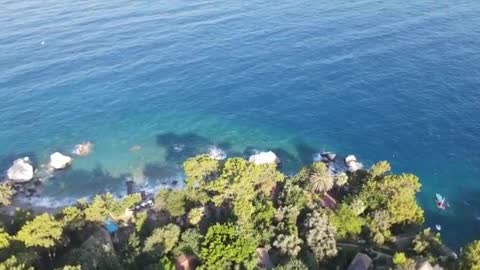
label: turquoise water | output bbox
[1,0,480,248]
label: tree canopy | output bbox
[458,240,480,270]
[0,153,474,270]
[200,223,257,269]
[16,213,63,249]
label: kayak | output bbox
[436,193,447,210]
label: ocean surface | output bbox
[1,0,479,248]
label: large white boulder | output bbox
[7,157,34,182]
[49,152,72,170]
[345,155,357,164]
[249,151,280,165]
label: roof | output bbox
[347,253,372,270]
[321,192,337,210]
[176,254,198,270]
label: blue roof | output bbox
[105,217,119,233]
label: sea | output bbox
[1,0,479,249]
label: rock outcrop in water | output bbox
[73,141,94,156]
[7,157,34,182]
[249,151,280,165]
[49,152,72,170]
[345,154,363,172]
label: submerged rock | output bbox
[327,153,337,161]
[130,145,142,152]
[73,141,94,156]
[7,157,34,182]
[49,152,73,170]
[249,151,280,165]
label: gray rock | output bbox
[7,157,34,182]
[49,152,73,170]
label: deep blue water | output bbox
[1,0,480,248]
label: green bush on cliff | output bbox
[458,240,480,270]
[16,213,63,249]
[0,153,477,270]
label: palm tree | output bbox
[309,162,334,193]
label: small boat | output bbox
[436,193,447,210]
[435,224,442,231]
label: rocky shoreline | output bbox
[1,142,365,216]
[1,142,94,209]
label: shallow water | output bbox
[1,0,480,248]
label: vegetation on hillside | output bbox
[0,155,476,269]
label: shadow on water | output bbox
[155,131,322,174]
[156,132,235,163]
[294,142,317,166]
[143,162,182,184]
[46,165,131,197]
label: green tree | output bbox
[359,173,424,244]
[84,193,116,222]
[458,240,480,270]
[280,180,312,210]
[0,227,11,248]
[62,206,86,230]
[276,259,308,270]
[273,233,303,257]
[369,210,392,245]
[330,204,365,239]
[393,252,407,265]
[370,161,391,178]
[158,257,175,270]
[135,210,148,233]
[84,193,141,222]
[56,266,82,270]
[184,155,221,188]
[335,172,349,187]
[187,207,204,226]
[154,189,187,217]
[0,183,14,206]
[143,224,181,256]
[304,210,337,262]
[275,205,301,236]
[16,213,63,249]
[350,198,366,216]
[393,252,416,270]
[413,228,443,263]
[174,228,203,256]
[360,174,424,225]
[0,256,33,270]
[309,162,334,193]
[205,158,284,230]
[201,223,257,269]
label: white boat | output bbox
[435,224,442,231]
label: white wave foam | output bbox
[16,195,81,209]
[208,146,226,160]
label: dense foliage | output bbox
[0,154,475,269]
[458,240,480,270]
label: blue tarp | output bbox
[105,217,119,233]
